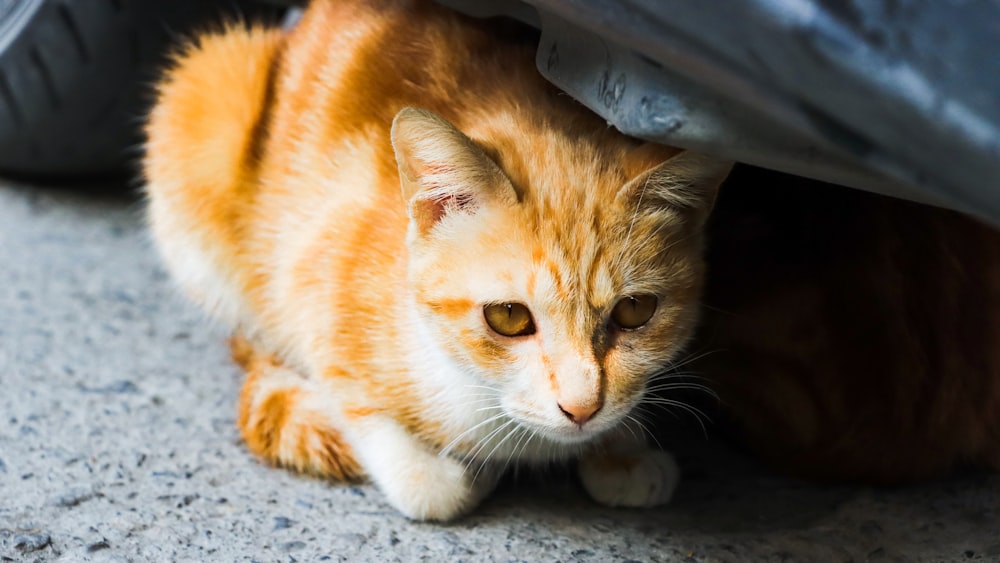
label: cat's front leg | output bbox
[578,429,680,508]
[347,416,500,521]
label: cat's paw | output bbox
[378,456,498,521]
[578,448,680,508]
[352,418,502,521]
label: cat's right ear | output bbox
[617,145,733,228]
[391,107,517,236]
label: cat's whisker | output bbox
[508,429,537,480]
[438,412,508,459]
[645,377,713,387]
[458,387,500,400]
[503,427,538,478]
[466,393,499,400]
[617,416,641,444]
[488,425,531,483]
[464,393,497,399]
[460,427,514,467]
[645,381,712,392]
[464,397,500,406]
[470,420,522,481]
[641,398,712,437]
[642,397,713,419]
[461,396,500,404]
[647,377,713,389]
[459,389,501,402]
[647,369,709,382]
[463,418,517,467]
[463,384,501,394]
[644,382,719,399]
[664,348,721,371]
[519,429,538,460]
[625,412,664,451]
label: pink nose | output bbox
[558,402,601,426]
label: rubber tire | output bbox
[0,0,281,179]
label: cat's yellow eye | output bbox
[611,294,657,330]
[484,303,536,337]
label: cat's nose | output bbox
[558,401,601,426]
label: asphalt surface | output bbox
[2,180,999,562]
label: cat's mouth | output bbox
[498,396,630,446]
[516,413,620,445]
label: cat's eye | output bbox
[484,303,536,337]
[611,294,657,330]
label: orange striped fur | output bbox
[232,334,362,480]
[144,0,730,520]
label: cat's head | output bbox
[391,107,731,446]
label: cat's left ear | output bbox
[617,144,733,227]
[391,107,517,236]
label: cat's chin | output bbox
[547,431,603,446]
[526,420,616,446]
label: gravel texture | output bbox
[2,181,999,562]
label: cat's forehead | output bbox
[514,198,661,309]
[470,125,692,301]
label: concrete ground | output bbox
[1,180,998,562]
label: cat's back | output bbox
[249,0,557,237]
[269,0,545,146]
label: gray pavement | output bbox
[2,181,998,562]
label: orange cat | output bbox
[144,0,731,520]
[697,167,1000,484]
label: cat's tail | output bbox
[231,334,363,481]
[144,25,282,325]
[145,24,280,208]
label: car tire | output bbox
[0,0,281,179]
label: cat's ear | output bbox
[391,107,517,236]
[617,144,733,226]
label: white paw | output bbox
[378,456,498,521]
[350,417,502,521]
[578,449,680,508]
